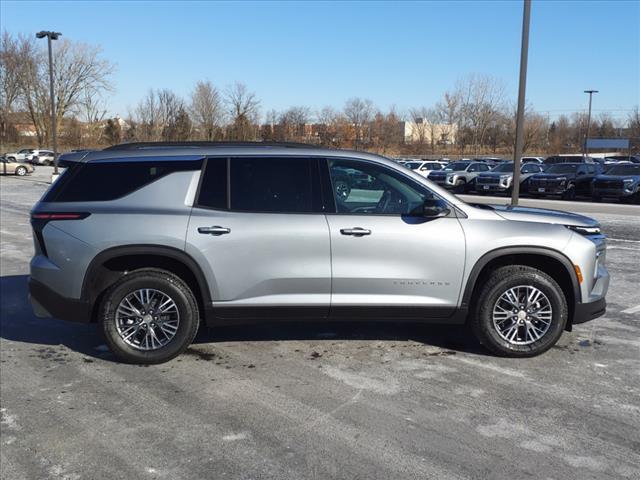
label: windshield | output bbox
[606,164,640,176]
[547,164,578,174]
[491,163,514,173]
[405,162,422,170]
[445,161,470,171]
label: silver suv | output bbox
[29,143,609,364]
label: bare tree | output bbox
[278,106,310,141]
[344,97,374,149]
[8,34,114,146]
[190,80,223,140]
[408,107,430,147]
[455,74,507,154]
[0,32,23,142]
[225,82,259,141]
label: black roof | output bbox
[103,141,323,151]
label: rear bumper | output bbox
[573,297,606,324]
[29,278,91,323]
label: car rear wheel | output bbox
[15,166,27,176]
[98,268,200,364]
[470,265,567,357]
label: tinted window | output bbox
[230,157,315,213]
[43,160,202,202]
[493,163,514,172]
[521,164,539,173]
[607,165,640,175]
[328,159,439,215]
[586,165,596,174]
[547,164,579,174]
[197,157,228,209]
[445,162,470,171]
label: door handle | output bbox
[198,226,231,236]
[340,227,371,236]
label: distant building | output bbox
[400,118,457,145]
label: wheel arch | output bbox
[82,245,212,323]
[461,247,580,330]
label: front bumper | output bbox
[593,188,635,198]
[573,297,606,324]
[528,185,568,195]
[29,278,91,323]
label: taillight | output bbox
[31,212,90,221]
[30,212,90,257]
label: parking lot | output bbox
[1,167,639,479]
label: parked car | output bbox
[5,148,37,162]
[474,162,544,195]
[521,156,545,164]
[428,161,492,192]
[527,162,601,200]
[29,142,608,364]
[0,155,35,176]
[30,150,56,166]
[405,160,445,178]
[544,155,595,165]
[592,163,640,203]
[604,155,640,164]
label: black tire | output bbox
[98,268,200,364]
[454,180,466,194]
[593,195,602,203]
[15,166,27,176]
[561,185,576,200]
[470,265,568,357]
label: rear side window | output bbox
[196,157,228,209]
[230,157,316,213]
[43,160,202,202]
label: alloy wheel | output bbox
[115,288,180,350]
[492,285,552,345]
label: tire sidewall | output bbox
[100,274,198,363]
[477,271,567,356]
[16,166,27,176]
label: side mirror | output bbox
[423,199,450,218]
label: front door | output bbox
[186,156,331,319]
[323,158,466,320]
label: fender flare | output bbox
[81,244,212,306]
[460,246,581,312]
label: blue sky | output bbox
[1,0,638,121]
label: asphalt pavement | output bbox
[1,167,639,480]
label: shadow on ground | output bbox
[0,274,486,361]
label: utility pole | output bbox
[583,90,598,157]
[510,0,531,206]
[36,31,62,175]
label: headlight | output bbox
[566,225,601,236]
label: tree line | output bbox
[2,31,638,155]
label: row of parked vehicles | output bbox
[398,155,640,204]
[4,148,58,166]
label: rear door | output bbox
[323,158,466,320]
[186,156,331,320]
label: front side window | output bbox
[328,159,438,215]
[230,157,315,213]
[521,164,539,173]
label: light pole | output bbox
[583,90,598,157]
[36,30,62,175]
[510,0,531,206]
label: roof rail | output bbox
[103,141,323,151]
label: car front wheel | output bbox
[15,166,27,176]
[470,265,567,357]
[98,268,200,364]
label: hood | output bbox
[478,204,599,228]
[531,172,576,180]
[596,174,640,181]
[479,171,512,178]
